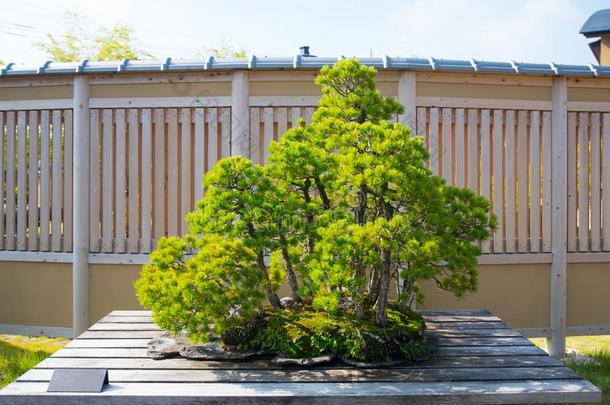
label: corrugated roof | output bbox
[580,8,610,37]
[0,56,608,78]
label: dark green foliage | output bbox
[243,306,426,362]
[135,59,494,358]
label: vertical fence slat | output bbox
[16,111,27,250]
[480,110,491,253]
[89,110,100,252]
[180,108,191,237]
[194,108,205,202]
[28,111,39,251]
[542,111,552,252]
[263,107,273,164]
[51,110,62,252]
[567,112,577,251]
[6,112,16,249]
[603,113,610,251]
[290,107,301,129]
[221,108,231,158]
[455,109,465,188]
[250,107,261,164]
[590,113,601,252]
[141,109,152,253]
[39,111,50,251]
[492,110,504,253]
[115,109,127,252]
[429,108,439,175]
[249,108,260,164]
[505,110,516,253]
[529,111,541,253]
[517,111,528,252]
[416,107,427,146]
[63,110,73,252]
[101,110,114,252]
[128,109,140,253]
[0,112,4,249]
[304,107,314,124]
[277,107,288,141]
[578,112,589,252]
[167,108,179,236]
[153,109,165,241]
[441,108,452,183]
[467,109,478,192]
[207,108,218,171]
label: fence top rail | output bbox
[2,57,610,78]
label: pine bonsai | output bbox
[135,59,494,364]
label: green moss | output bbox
[234,304,427,362]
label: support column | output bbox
[398,71,416,130]
[231,71,250,157]
[72,75,90,337]
[397,70,417,308]
[547,76,568,358]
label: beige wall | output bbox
[89,265,144,324]
[567,263,610,327]
[2,260,608,333]
[419,264,551,329]
[0,262,72,327]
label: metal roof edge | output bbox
[0,56,609,78]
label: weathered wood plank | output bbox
[51,345,545,359]
[76,328,522,340]
[99,316,154,323]
[78,330,163,339]
[426,321,507,330]
[66,339,152,348]
[65,336,533,349]
[51,346,546,359]
[1,380,600,405]
[109,310,153,316]
[422,314,501,323]
[35,355,563,370]
[88,323,160,331]
[18,366,579,384]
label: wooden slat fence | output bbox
[415,107,554,254]
[88,107,230,254]
[2,104,610,256]
[0,109,72,252]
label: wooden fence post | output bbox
[398,71,416,130]
[231,71,250,157]
[73,75,91,337]
[398,71,417,307]
[547,76,568,358]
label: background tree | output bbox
[34,12,154,62]
[201,44,247,58]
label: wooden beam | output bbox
[72,75,90,337]
[547,77,568,358]
[231,71,249,157]
[398,71,416,130]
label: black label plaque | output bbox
[47,368,109,392]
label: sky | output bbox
[0,0,608,66]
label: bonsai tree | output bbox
[136,59,494,363]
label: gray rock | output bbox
[179,340,265,361]
[271,354,335,366]
[148,332,189,360]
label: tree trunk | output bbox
[257,251,281,308]
[375,248,391,326]
[247,222,281,308]
[354,183,368,319]
[279,234,301,303]
[301,180,316,254]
